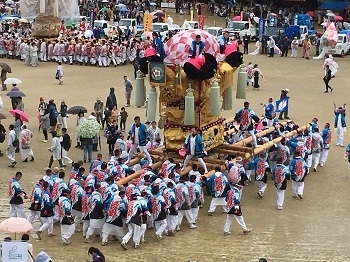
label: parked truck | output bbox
[225,21,257,40]
[118,18,144,36]
[331,34,350,56]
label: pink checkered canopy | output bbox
[164,29,221,65]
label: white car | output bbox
[151,22,169,40]
[204,27,223,39]
[331,34,350,56]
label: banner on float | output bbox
[149,62,166,86]
[143,14,153,32]
[258,18,265,41]
[1,242,28,262]
[198,15,204,30]
[275,98,289,112]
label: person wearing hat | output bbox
[291,36,298,58]
[59,189,75,245]
[223,183,252,236]
[94,98,104,129]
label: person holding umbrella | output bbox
[0,62,12,91]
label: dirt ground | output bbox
[0,10,349,262]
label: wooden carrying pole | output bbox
[234,122,287,147]
[245,126,306,159]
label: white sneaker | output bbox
[42,140,48,143]
[340,144,344,147]
[319,162,324,167]
[336,143,340,146]
[189,223,197,229]
[277,206,283,210]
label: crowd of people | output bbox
[6,89,347,257]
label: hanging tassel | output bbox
[184,85,195,125]
[236,64,247,99]
[135,70,145,107]
[210,79,221,116]
[223,86,233,110]
[146,86,157,122]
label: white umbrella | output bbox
[253,17,260,23]
[84,29,93,38]
[101,0,108,2]
[326,12,335,17]
[4,77,22,84]
[116,3,126,7]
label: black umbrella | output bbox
[0,63,12,73]
[67,105,87,115]
[6,87,26,98]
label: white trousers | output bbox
[39,217,54,234]
[256,181,267,193]
[83,220,89,236]
[122,223,141,245]
[292,181,304,196]
[305,154,312,168]
[82,55,89,63]
[57,116,67,128]
[128,143,153,165]
[27,210,42,224]
[335,127,344,145]
[72,210,82,229]
[154,219,167,236]
[101,223,124,242]
[165,215,178,231]
[40,52,47,61]
[320,149,329,165]
[62,149,73,166]
[99,56,107,67]
[61,224,75,239]
[177,210,194,225]
[246,170,251,180]
[183,155,208,173]
[53,205,59,222]
[208,197,226,213]
[291,48,297,57]
[276,189,285,207]
[224,214,247,233]
[140,223,147,242]
[9,204,26,218]
[312,152,320,169]
[90,57,96,64]
[69,55,74,64]
[190,207,199,222]
[6,147,16,163]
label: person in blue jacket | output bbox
[189,34,205,57]
[181,127,208,173]
[127,116,153,165]
[152,32,165,59]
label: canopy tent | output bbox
[318,1,350,11]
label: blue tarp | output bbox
[318,1,350,11]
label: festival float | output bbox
[19,0,80,38]
[114,29,308,185]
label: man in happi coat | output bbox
[249,154,269,198]
[272,158,290,210]
[59,189,75,245]
[320,123,332,167]
[27,179,44,223]
[207,167,230,215]
[290,151,308,199]
[223,184,252,236]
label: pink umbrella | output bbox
[270,12,277,17]
[334,15,343,21]
[9,109,29,122]
[232,15,241,21]
[0,217,33,239]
